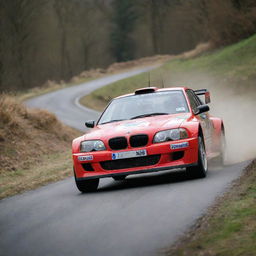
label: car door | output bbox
[186,90,213,153]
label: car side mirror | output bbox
[196,105,210,115]
[85,120,95,128]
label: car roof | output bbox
[114,87,190,100]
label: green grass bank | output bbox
[80,33,256,111]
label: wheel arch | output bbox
[210,117,224,136]
[182,119,202,138]
[210,117,225,151]
[72,136,83,153]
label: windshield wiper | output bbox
[100,119,126,125]
[131,112,169,120]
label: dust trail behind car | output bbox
[165,73,256,164]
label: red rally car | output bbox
[72,87,225,192]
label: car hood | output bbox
[83,113,192,140]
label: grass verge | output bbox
[0,150,73,199]
[165,160,256,256]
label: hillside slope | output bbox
[0,94,79,198]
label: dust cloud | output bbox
[211,86,256,164]
[164,73,256,164]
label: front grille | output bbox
[130,134,148,147]
[109,137,128,150]
[100,154,161,170]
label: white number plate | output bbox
[112,149,147,160]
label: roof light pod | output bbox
[135,87,158,95]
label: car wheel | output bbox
[113,175,127,181]
[187,135,208,178]
[74,173,99,192]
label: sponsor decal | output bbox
[170,142,189,150]
[78,155,93,161]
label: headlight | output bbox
[80,140,106,152]
[153,128,188,143]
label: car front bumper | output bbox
[73,137,198,180]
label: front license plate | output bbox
[112,149,147,160]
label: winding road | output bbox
[0,67,249,256]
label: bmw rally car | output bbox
[72,87,225,192]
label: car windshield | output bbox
[98,90,189,125]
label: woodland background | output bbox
[1,0,256,91]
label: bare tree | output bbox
[1,0,46,90]
[1,0,255,92]
[135,0,179,54]
[53,0,74,79]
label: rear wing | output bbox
[194,89,211,104]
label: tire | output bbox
[74,174,99,192]
[187,136,208,178]
[112,175,127,181]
